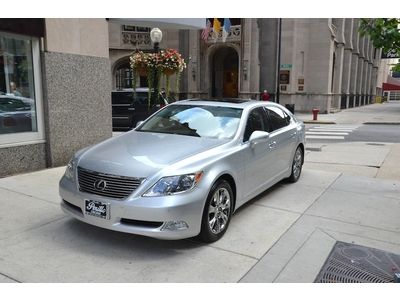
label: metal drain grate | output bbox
[315,241,400,283]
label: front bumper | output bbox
[59,176,205,240]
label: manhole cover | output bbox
[315,242,400,283]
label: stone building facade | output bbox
[0,19,111,177]
[109,18,383,113]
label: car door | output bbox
[264,106,298,176]
[242,107,280,200]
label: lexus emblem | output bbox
[94,179,107,191]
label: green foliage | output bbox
[359,18,400,55]
[392,63,400,73]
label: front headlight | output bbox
[143,171,203,197]
[64,158,76,181]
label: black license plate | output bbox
[85,200,109,219]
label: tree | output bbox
[392,62,400,73]
[359,18,400,56]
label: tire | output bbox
[287,146,303,183]
[199,180,233,243]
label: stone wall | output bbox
[42,52,112,167]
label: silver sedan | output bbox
[59,99,305,242]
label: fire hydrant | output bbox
[312,108,320,121]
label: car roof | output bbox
[172,98,286,110]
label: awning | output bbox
[108,18,206,30]
[383,82,400,91]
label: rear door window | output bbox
[265,107,291,132]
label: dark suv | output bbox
[112,88,172,131]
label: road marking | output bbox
[306,125,361,141]
[306,135,345,140]
[306,132,349,135]
[309,128,353,132]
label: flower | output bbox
[158,49,187,74]
[130,49,186,74]
[130,51,147,69]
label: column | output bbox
[188,30,201,98]
[341,18,354,109]
[240,18,252,97]
[361,36,370,105]
[349,19,360,108]
[332,19,345,110]
[356,35,365,106]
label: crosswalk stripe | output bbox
[306,132,349,135]
[306,124,361,141]
[309,128,353,132]
[312,127,358,130]
[306,135,345,140]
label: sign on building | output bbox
[381,49,399,59]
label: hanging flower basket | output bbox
[129,48,186,102]
[163,68,176,76]
[137,65,148,76]
[159,49,187,76]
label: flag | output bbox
[213,18,221,41]
[201,19,212,41]
[222,18,231,42]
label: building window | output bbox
[115,62,147,90]
[0,32,44,146]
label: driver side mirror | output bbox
[249,131,270,148]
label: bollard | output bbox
[312,108,320,121]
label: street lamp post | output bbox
[150,27,163,110]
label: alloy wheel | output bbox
[207,187,231,234]
[292,147,303,180]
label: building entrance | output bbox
[211,47,238,98]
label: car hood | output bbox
[78,131,228,178]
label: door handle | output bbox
[290,132,297,138]
[268,141,277,149]
[128,108,135,111]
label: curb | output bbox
[363,122,400,125]
[302,120,336,124]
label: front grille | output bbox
[77,167,144,199]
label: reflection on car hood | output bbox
[78,131,227,178]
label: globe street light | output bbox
[150,28,163,109]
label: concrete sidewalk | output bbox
[295,101,400,125]
[0,162,399,282]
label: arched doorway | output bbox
[211,47,239,98]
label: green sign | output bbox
[280,64,292,69]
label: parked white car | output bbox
[60,99,305,242]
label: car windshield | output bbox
[137,104,243,139]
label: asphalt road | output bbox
[305,124,400,144]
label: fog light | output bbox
[161,221,189,231]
